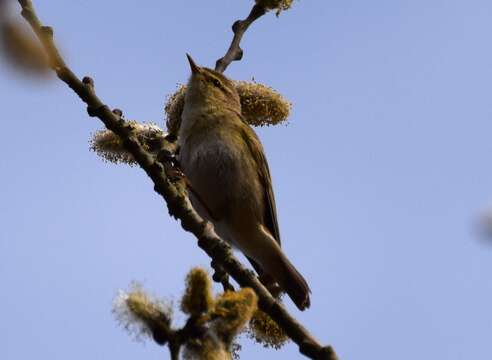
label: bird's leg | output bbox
[156,135,185,183]
[248,257,283,299]
[259,274,283,299]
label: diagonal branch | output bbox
[16,1,338,359]
[215,4,267,73]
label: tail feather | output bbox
[233,225,311,310]
[277,254,311,310]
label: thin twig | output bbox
[169,340,181,360]
[211,259,236,292]
[16,1,338,359]
[149,312,206,359]
[215,4,267,73]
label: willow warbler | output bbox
[178,55,310,310]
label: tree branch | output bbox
[211,259,236,292]
[215,4,267,73]
[16,1,338,359]
[147,310,207,359]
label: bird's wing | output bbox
[238,120,281,246]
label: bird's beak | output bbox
[186,53,201,74]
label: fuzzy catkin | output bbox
[211,288,258,345]
[90,122,165,165]
[112,283,172,342]
[181,267,214,316]
[255,0,294,15]
[248,309,288,349]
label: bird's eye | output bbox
[212,79,221,87]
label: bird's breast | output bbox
[179,129,260,220]
[179,131,242,186]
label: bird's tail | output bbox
[237,225,311,310]
[275,252,311,310]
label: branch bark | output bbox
[215,4,267,73]
[16,1,338,359]
[147,310,208,359]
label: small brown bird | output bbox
[178,54,310,310]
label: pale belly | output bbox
[178,134,263,244]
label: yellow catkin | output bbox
[235,81,291,126]
[126,289,164,323]
[248,309,289,349]
[164,84,186,137]
[113,283,172,341]
[90,122,164,165]
[211,288,258,344]
[255,0,294,14]
[181,268,214,316]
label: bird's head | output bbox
[185,54,241,111]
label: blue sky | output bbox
[2,1,492,359]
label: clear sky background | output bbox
[1,1,492,359]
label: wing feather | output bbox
[238,121,281,245]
